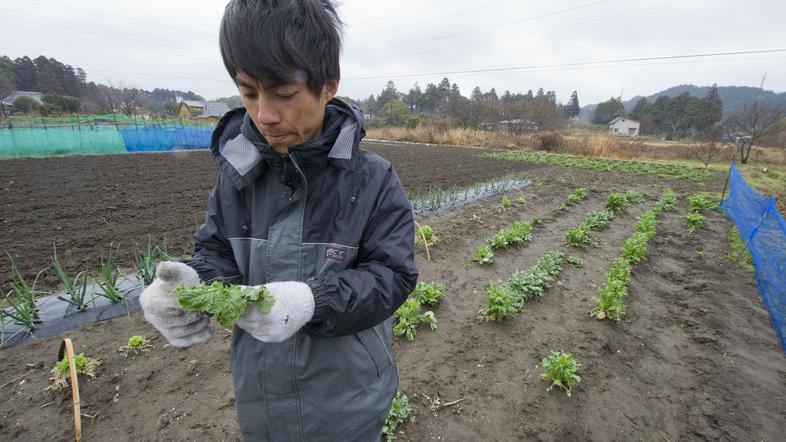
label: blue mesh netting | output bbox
[721,161,786,353]
[172,126,214,149]
[118,126,213,151]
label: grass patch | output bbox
[487,150,712,182]
[728,226,755,273]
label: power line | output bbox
[349,0,696,63]
[0,13,216,57]
[85,69,228,83]
[348,0,518,38]
[77,48,786,86]
[348,0,456,28]
[21,0,218,38]
[346,0,614,54]
[342,48,786,81]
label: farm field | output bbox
[1,141,785,441]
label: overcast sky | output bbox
[1,0,784,104]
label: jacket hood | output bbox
[209,97,366,190]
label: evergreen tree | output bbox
[470,86,483,101]
[592,96,625,124]
[702,84,723,130]
[566,90,580,119]
[13,56,37,91]
[629,97,649,120]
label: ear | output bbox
[323,77,340,101]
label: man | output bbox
[139,0,418,440]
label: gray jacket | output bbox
[185,99,418,441]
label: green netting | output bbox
[0,126,126,157]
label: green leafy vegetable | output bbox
[383,392,413,441]
[176,282,274,329]
[541,351,581,396]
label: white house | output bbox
[608,117,640,137]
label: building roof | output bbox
[2,91,44,106]
[608,116,639,125]
[182,100,205,109]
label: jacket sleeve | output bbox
[183,178,242,284]
[304,166,419,337]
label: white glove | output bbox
[139,261,212,348]
[236,281,315,343]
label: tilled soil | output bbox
[1,141,784,441]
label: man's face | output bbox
[236,72,339,155]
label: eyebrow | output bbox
[236,79,256,89]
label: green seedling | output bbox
[383,392,413,442]
[501,195,512,209]
[566,256,584,268]
[133,236,169,287]
[52,244,89,311]
[515,196,525,204]
[412,282,446,306]
[480,283,519,322]
[2,253,43,331]
[605,192,628,214]
[580,210,613,231]
[620,232,649,264]
[95,242,124,302]
[540,351,581,397]
[565,227,590,247]
[473,244,494,265]
[623,190,645,205]
[119,335,153,355]
[682,213,707,233]
[49,352,100,391]
[393,298,437,341]
[688,192,719,212]
[656,188,679,212]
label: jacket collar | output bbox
[210,98,365,191]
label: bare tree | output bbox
[690,126,726,168]
[724,102,785,164]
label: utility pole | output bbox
[759,71,767,90]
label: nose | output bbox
[255,97,280,126]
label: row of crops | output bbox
[381,184,724,439]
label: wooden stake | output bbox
[59,338,82,441]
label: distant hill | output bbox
[580,84,786,122]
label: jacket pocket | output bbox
[353,323,393,378]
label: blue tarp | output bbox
[721,161,786,353]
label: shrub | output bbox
[534,131,564,152]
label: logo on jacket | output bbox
[325,247,346,261]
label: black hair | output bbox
[219,0,343,97]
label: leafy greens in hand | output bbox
[175,282,274,328]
